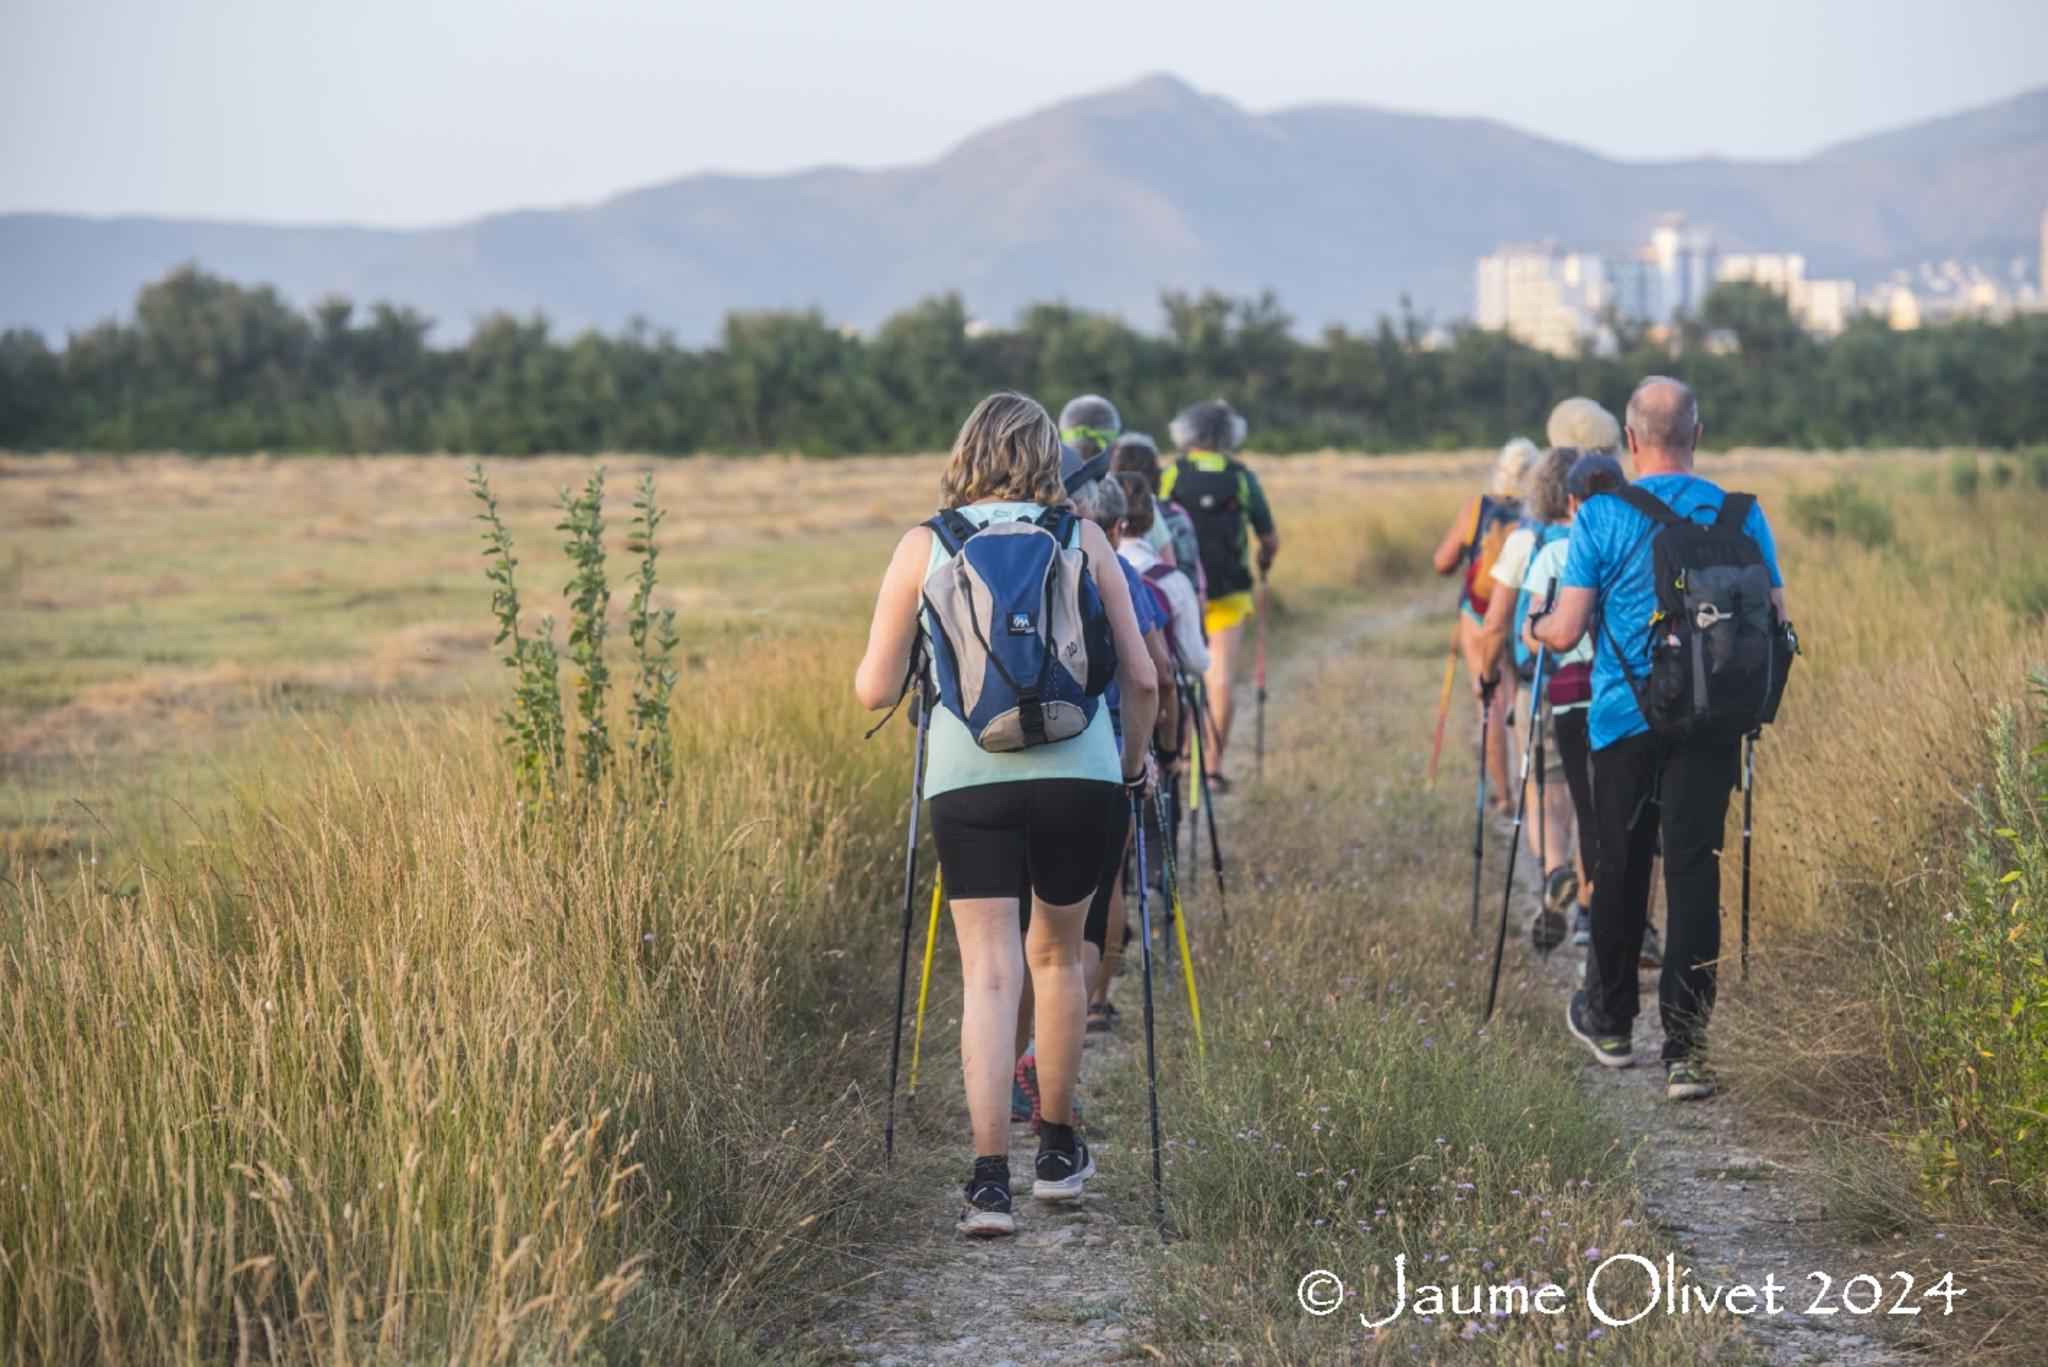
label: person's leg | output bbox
[1539,740,1575,875]
[1553,709,1598,898]
[1203,622,1241,774]
[1585,733,1659,1034]
[1024,895,1090,1127]
[1656,739,1740,1061]
[1085,804,1132,1013]
[951,897,1027,1156]
[1014,869,1034,1063]
[1024,781,1125,1131]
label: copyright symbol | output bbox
[1297,1269,1344,1316]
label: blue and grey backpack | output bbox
[922,507,1117,751]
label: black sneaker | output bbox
[1665,1059,1717,1101]
[1565,990,1635,1068]
[1543,867,1580,917]
[1032,1125,1096,1203]
[1529,906,1567,953]
[958,1158,1016,1237]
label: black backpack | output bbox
[1169,458,1254,599]
[1599,486,1794,743]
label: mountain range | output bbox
[4,74,2045,344]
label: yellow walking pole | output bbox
[906,871,944,1102]
[1152,789,1205,1059]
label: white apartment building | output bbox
[1716,252,1858,334]
[1474,243,1612,356]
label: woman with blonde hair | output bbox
[856,392,1158,1237]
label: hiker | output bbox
[1517,448,1622,957]
[1475,445,1581,925]
[1109,433,1202,592]
[1534,377,1789,1101]
[1159,399,1277,787]
[1065,472,1181,1037]
[1433,438,1535,811]
[855,392,1159,1235]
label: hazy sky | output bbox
[4,0,2044,226]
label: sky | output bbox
[4,0,2045,227]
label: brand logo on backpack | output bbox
[1007,612,1036,636]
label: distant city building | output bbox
[1474,243,1613,356]
[1473,214,1723,357]
[1716,253,1858,334]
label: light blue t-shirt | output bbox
[1561,473,1784,751]
[920,502,1121,798]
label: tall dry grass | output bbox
[0,635,905,1362]
[1714,457,2048,1361]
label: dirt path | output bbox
[830,587,1907,1364]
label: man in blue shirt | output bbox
[1534,377,1789,1101]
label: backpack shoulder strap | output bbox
[926,508,980,556]
[1613,486,1680,526]
[1715,492,1757,531]
[1034,506,1078,545]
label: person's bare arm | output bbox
[1534,585,1595,655]
[1432,503,1472,576]
[854,527,933,710]
[1080,520,1157,781]
[1146,629,1178,755]
[1473,582,1515,694]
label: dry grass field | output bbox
[3,447,2045,1362]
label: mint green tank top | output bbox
[920,503,1121,799]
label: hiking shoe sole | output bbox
[1543,869,1580,916]
[1530,907,1568,953]
[1032,1148,1097,1203]
[957,1208,1017,1238]
[1565,990,1635,1068]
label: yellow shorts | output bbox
[1204,591,1255,637]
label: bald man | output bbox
[1534,377,1789,1102]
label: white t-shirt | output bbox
[1118,537,1211,674]
[1490,525,1536,593]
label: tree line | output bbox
[2,265,2044,456]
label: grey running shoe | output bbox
[1665,1059,1717,1101]
[1639,924,1663,970]
[1571,905,1592,947]
[1566,989,1635,1068]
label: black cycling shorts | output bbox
[929,779,1125,908]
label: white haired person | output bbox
[856,393,1159,1234]
[1159,399,1278,790]
[1432,437,1535,811]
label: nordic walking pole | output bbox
[1193,679,1229,927]
[906,871,944,1103]
[1185,682,1202,881]
[1468,684,1492,935]
[1426,606,1462,790]
[1130,790,1166,1233]
[1741,731,1757,983]
[1485,643,1551,1022]
[1254,567,1269,782]
[1153,786,1205,1058]
[883,660,932,1165]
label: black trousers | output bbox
[1550,707,1598,888]
[1586,730,1739,1061]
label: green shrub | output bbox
[1949,451,1983,500]
[1993,460,2017,488]
[1905,683,2048,1215]
[2026,447,2048,491]
[1788,477,1896,549]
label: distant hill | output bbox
[4,75,2045,343]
